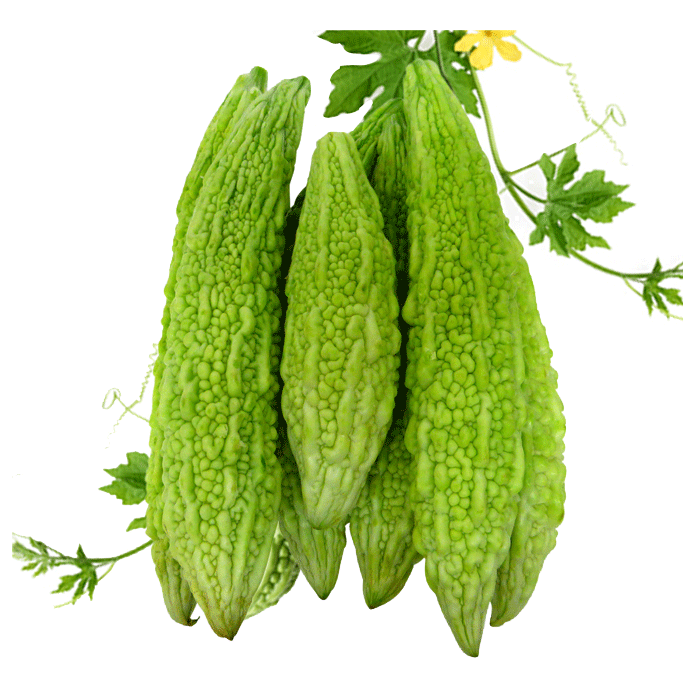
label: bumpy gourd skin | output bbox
[273,108,405,598]
[350,416,421,607]
[278,427,347,599]
[147,67,268,626]
[349,98,402,174]
[350,112,422,608]
[281,132,401,529]
[490,224,566,626]
[151,76,310,640]
[246,526,300,618]
[402,60,526,657]
[150,538,198,626]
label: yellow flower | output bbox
[454,30,522,70]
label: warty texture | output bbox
[273,106,404,598]
[281,131,402,528]
[278,427,347,599]
[246,525,300,618]
[490,224,566,626]
[147,67,268,626]
[152,76,310,640]
[350,111,421,608]
[401,59,527,656]
[151,538,197,626]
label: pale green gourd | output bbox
[150,76,310,640]
[281,131,401,529]
[402,59,527,657]
[147,67,268,627]
[350,111,421,608]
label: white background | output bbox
[4,3,695,699]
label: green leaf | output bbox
[320,30,479,119]
[554,144,579,188]
[561,216,611,251]
[659,286,682,306]
[13,532,153,607]
[534,209,569,256]
[99,452,148,505]
[321,30,424,117]
[126,516,147,532]
[538,153,556,182]
[53,573,81,595]
[640,260,683,317]
[423,31,479,117]
[560,170,634,223]
[534,145,634,255]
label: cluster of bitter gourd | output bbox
[146,59,566,657]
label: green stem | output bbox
[13,534,152,568]
[508,146,570,176]
[469,56,678,296]
[569,250,650,280]
[508,178,547,204]
[470,67,545,214]
[79,541,152,565]
[469,65,507,174]
[432,31,450,86]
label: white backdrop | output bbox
[4,4,695,699]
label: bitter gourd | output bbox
[349,98,403,174]
[150,538,198,626]
[402,59,527,656]
[246,526,300,618]
[350,111,422,608]
[147,67,268,626]
[151,75,310,640]
[490,223,566,626]
[273,106,406,597]
[278,425,346,598]
[281,131,402,529]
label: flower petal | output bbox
[454,32,483,53]
[494,39,522,62]
[469,41,494,70]
[490,30,516,38]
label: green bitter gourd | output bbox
[278,424,347,598]
[246,525,300,618]
[151,75,310,640]
[489,223,566,626]
[280,131,401,529]
[147,67,268,627]
[402,59,527,657]
[274,104,407,598]
[350,111,422,608]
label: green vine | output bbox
[12,534,151,607]
[468,59,683,318]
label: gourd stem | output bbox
[432,31,450,85]
[469,64,507,174]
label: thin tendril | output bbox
[103,343,158,447]
[513,35,628,165]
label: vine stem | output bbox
[432,31,450,86]
[569,250,650,280]
[468,58,682,290]
[13,533,152,566]
[469,65,545,218]
[79,541,152,565]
